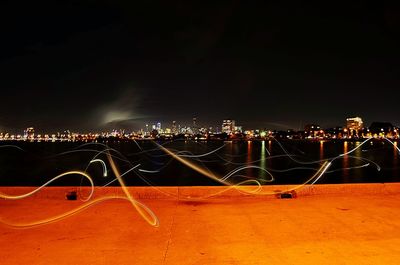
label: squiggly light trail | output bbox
[89,159,108,177]
[0,166,159,228]
[0,171,94,200]
[155,142,227,185]
[106,152,159,227]
[0,196,154,229]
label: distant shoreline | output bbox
[0,138,398,144]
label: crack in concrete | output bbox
[162,191,179,264]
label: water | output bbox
[0,139,399,186]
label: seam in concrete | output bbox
[162,198,179,264]
[1,183,399,200]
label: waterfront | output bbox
[0,139,399,186]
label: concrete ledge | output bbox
[2,183,400,264]
[1,183,399,200]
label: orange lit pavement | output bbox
[1,184,400,264]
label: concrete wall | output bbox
[1,183,399,200]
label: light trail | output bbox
[0,171,94,200]
[89,159,108,177]
[106,152,159,227]
[155,142,227,185]
[0,195,153,229]
[102,164,141,187]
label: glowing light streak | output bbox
[0,171,94,200]
[385,138,400,155]
[155,142,227,185]
[221,165,274,182]
[0,145,25,151]
[177,143,227,158]
[338,138,372,157]
[106,152,159,227]
[102,164,141,187]
[89,159,108,177]
[138,169,160,173]
[0,196,153,229]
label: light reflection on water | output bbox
[260,140,267,179]
[342,141,349,179]
[246,141,252,178]
[319,140,324,160]
[394,141,398,177]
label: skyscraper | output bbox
[222,119,235,134]
[172,121,177,134]
[192,117,198,134]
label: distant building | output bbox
[234,126,243,133]
[222,119,235,134]
[172,121,177,134]
[369,122,394,136]
[304,124,320,132]
[304,124,321,138]
[346,117,364,137]
[24,127,35,140]
[346,117,364,131]
[305,124,319,133]
[192,117,198,134]
[325,127,344,139]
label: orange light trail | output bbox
[106,152,159,227]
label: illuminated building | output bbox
[234,126,243,133]
[24,127,35,140]
[304,124,320,138]
[172,121,177,134]
[325,127,344,139]
[222,119,235,134]
[346,117,364,131]
[156,122,161,131]
[346,117,364,138]
[192,117,198,134]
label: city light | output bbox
[0,116,399,142]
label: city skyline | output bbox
[0,115,399,135]
[1,116,398,141]
[1,2,400,132]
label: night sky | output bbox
[1,1,400,133]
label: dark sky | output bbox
[1,1,400,133]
